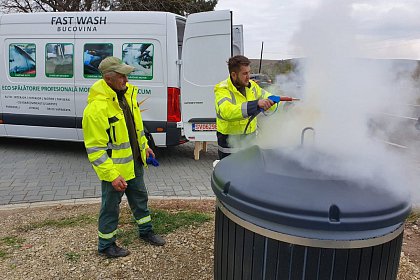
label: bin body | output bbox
[211,146,411,280]
[214,206,404,280]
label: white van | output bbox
[0,10,243,147]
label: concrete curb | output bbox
[0,196,216,211]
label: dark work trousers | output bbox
[217,131,231,160]
[217,131,256,160]
[98,160,152,251]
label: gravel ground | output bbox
[0,200,418,280]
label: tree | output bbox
[117,0,217,15]
[0,0,218,14]
[0,0,112,12]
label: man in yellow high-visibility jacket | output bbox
[214,55,275,159]
[82,56,165,258]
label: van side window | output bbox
[122,43,154,80]
[83,43,113,79]
[9,43,36,77]
[45,43,74,78]
[176,19,186,59]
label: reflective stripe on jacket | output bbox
[214,76,272,135]
[82,79,149,182]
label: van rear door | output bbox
[180,10,233,143]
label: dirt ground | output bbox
[403,218,420,265]
[400,210,420,280]
[0,199,418,280]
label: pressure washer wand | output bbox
[243,95,300,134]
[260,95,300,113]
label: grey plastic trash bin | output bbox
[211,146,411,280]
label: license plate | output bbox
[192,123,217,131]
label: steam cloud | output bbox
[255,0,420,204]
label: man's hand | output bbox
[146,147,155,159]
[258,99,275,111]
[112,175,127,192]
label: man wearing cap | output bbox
[82,56,165,258]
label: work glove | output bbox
[146,155,159,167]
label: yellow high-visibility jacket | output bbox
[214,76,272,135]
[82,80,149,182]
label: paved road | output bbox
[2,134,419,208]
[0,137,218,206]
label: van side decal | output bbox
[122,43,154,80]
[1,85,89,114]
[51,16,107,25]
[51,16,107,32]
[1,85,89,92]
[9,43,36,77]
[45,43,74,78]
[84,43,113,79]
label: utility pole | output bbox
[258,41,264,73]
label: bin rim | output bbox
[217,199,405,249]
[212,145,412,233]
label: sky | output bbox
[215,0,420,60]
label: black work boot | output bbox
[99,243,130,258]
[140,231,166,246]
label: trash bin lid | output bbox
[211,145,411,232]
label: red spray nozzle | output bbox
[268,95,300,103]
[280,97,300,102]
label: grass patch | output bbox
[0,236,26,259]
[1,236,25,248]
[407,211,420,223]
[65,252,81,262]
[119,228,138,247]
[18,214,97,232]
[151,209,212,234]
[12,206,212,248]
[0,250,7,258]
[118,208,212,246]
